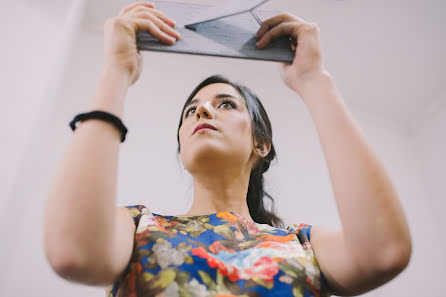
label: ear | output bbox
[253,138,271,158]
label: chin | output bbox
[184,149,239,174]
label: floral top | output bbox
[108,205,329,297]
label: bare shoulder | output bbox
[309,226,404,296]
[116,205,137,225]
[115,206,136,242]
[310,226,341,243]
[104,285,112,296]
[105,206,136,285]
[308,226,347,295]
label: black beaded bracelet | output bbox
[69,110,128,143]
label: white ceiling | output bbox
[24,0,446,122]
[72,0,446,124]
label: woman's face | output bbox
[179,83,257,175]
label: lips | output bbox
[193,122,217,135]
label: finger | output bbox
[119,1,154,17]
[149,9,176,28]
[290,37,297,50]
[134,7,177,28]
[130,18,176,45]
[256,22,298,48]
[256,12,306,40]
[133,11,180,39]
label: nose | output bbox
[195,102,214,120]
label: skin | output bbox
[254,13,412,295]
[43,2,412,296]
[177,83,270,219]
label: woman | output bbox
[44,2,412,297]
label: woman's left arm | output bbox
[256,13,412,296]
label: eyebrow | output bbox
[183,93,240,113]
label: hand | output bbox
[255,13,328,96]
[102,1,181,86]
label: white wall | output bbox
[410,94,446,229]
[0,1,66,210]
[409,95,446,290]
[1,1,444,297]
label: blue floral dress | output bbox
[108,205,329,297]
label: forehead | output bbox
[193,83,242,101]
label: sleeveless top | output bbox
[108,205,329,297]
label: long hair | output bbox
[176,75,283,228]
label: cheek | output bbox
[232,117,252,144]
[178,127,187,151]
[178,129,189,164]
[239,119,251,133]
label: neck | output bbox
[180,167,253,220]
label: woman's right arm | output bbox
[44,68,134,286]
[43,2,180,286]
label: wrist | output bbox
[100,66,132,87]
[87,69,130,118]
[296,70,336,100]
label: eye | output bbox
[184,107,196,118]
[219,99,236,109]
[184,99,237,118]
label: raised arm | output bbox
[298,73,411,295]
[43,2,181,285]
[44,66,135,285]
[256,13,412,295]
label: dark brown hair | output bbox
[176,75,283,228]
